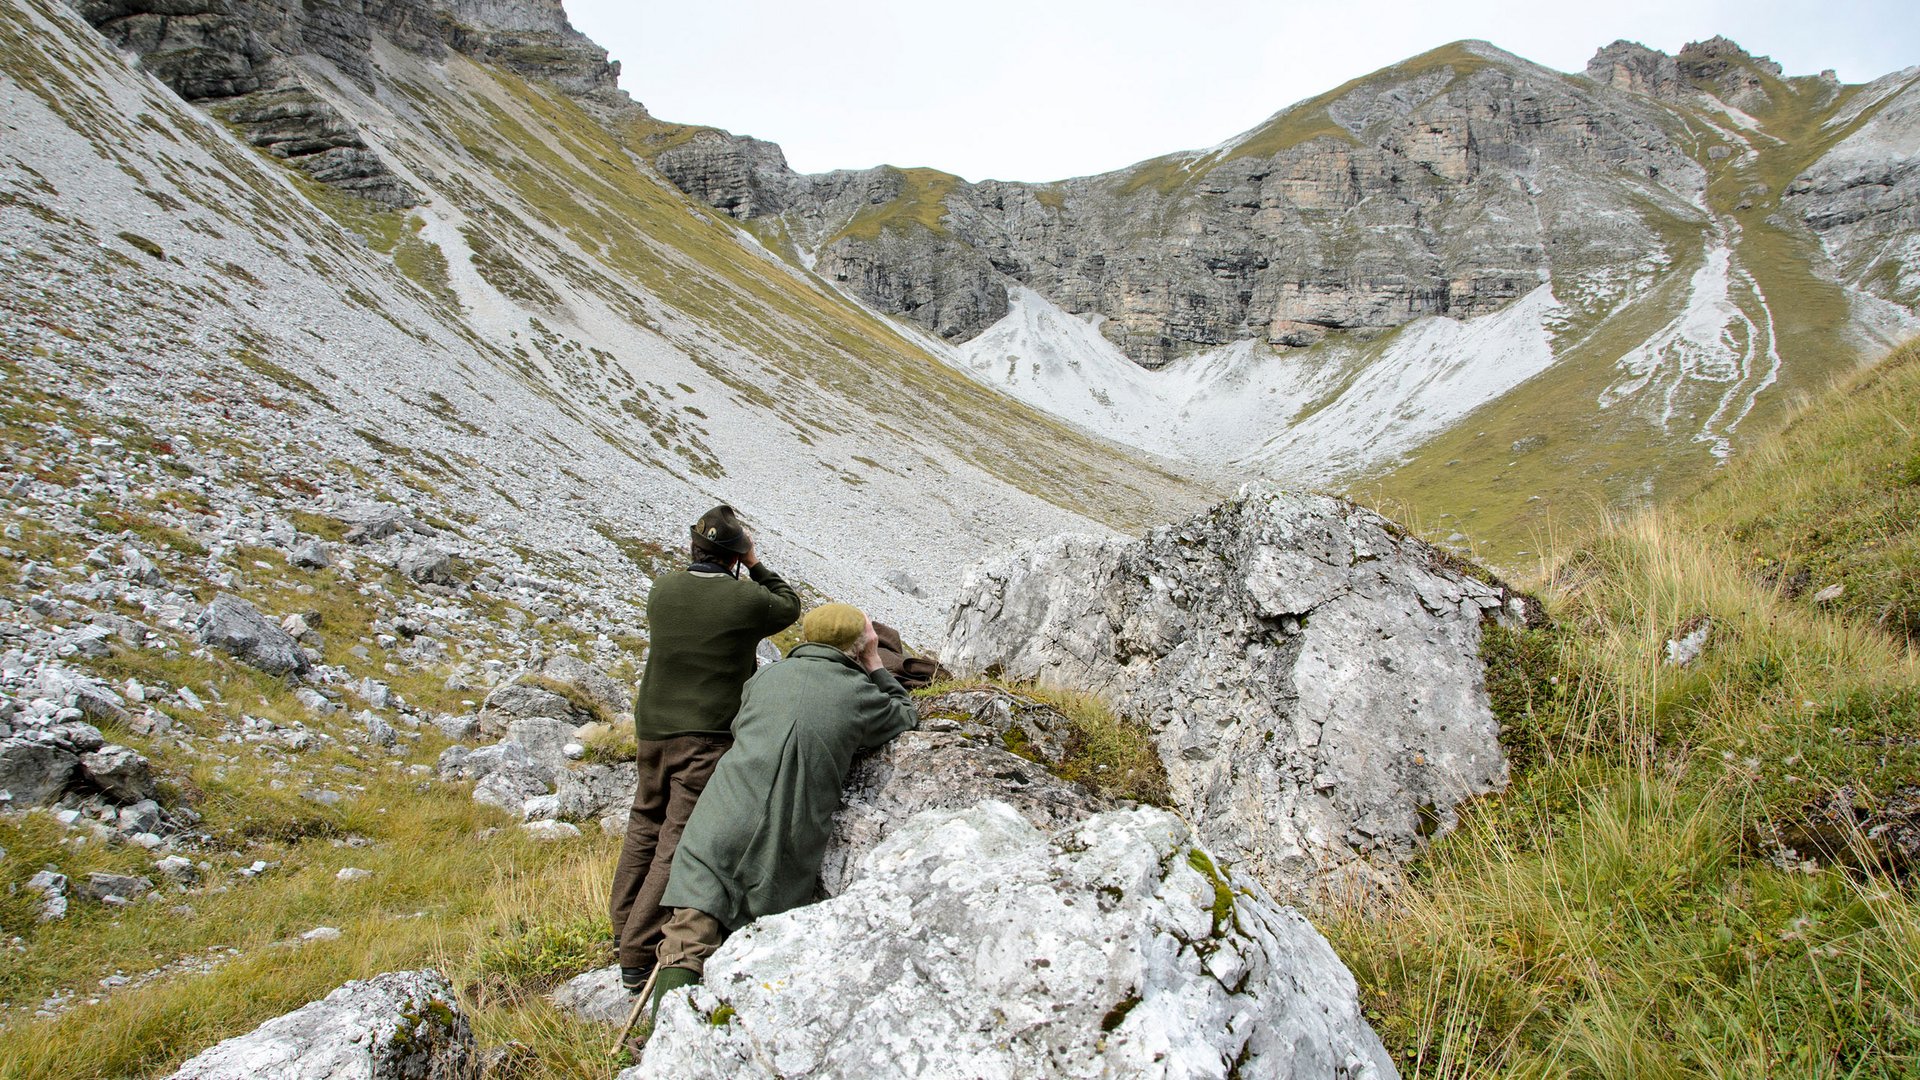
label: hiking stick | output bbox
[612,968,659,1053]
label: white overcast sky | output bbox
[565,1,1920,183]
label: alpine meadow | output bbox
[0,0,1915,1076]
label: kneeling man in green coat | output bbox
[647,602,918,1014]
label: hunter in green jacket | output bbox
[609,505,799,995]
[645,603,916,1012]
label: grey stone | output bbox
[472,765,550,813]
[361,712,397,748]
[520,820,580,841]
[340,505,423,544]
[941,484,1525,900]
[55,626,115,659]
[549,760,634,823]
[122,545,166,585]
[821,690,1113,897]
[81,745,158,803]
[46,722,105,753]
[882,568,925,598]
[1585,40,1683,98]
[503,716,575,770]
[32,667,129,724]
[195,595,308,675]
[156,855,199,883]
[0,737,80,806]
[537,655,629,719]
[483,682,575,721]
[165,969,475,1079]
[287,539,331,569]
[550,966,631,1024]
[636,803,1397,1080]
[293,688,337,715]
[1665,621,1713,667]
[27,870,68,920]
[119,798,163,833]
[394,546,454,585]
[433,714,479,742]
[80,871,154,901]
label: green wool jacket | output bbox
[660,643,918,930]
[632,564,800,741]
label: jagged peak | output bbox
[1678,35,1785,78]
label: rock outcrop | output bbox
[941,484,1531,899]
[1784,68,1920,312]
[435,657,635,831]
[73,0,631,205]
[821,685,1120,895]
[635,802,1398,1080]
[166,969,476,1079]
[1585,40,1683,99]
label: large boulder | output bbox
[538,654,630,719]
[195,595,308,676]
[0,736,80,806]
[166,969,475,1079]
[820,687,1117,896]
[81,744,158,803]
[394,545,454,586]
[635,803,1397,1080]
[940,484,1529,899]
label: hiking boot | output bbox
[620,965,652,995]
[647,966,701,1026]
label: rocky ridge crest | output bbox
[73,0,626,204]
[650,35,1917,379]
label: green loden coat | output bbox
[660,642,918,931]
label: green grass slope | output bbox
[1690,339,1920,639]
[1328,337,1920,1077]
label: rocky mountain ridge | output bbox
[642,35,1919,559]
[75,0,625,205]
[651,35,1911,364]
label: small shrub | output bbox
[576,720,636,763]
[1040,688,1171,807]
[116,231,164,260]
[472,915,611,998]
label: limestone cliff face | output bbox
[72,0,626,205]
[1786,68,1920,312]
[650,41,1708,366]
[650,36,1918,370]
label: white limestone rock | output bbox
[166,969,475,1079]
[821,687,1116,897]
[537,654,630,719]
[940,484,1527,899]
[551,965,631,1024]
[635,802,1396,1080]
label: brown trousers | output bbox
[655,907,727,976]
[609,732,731,970]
